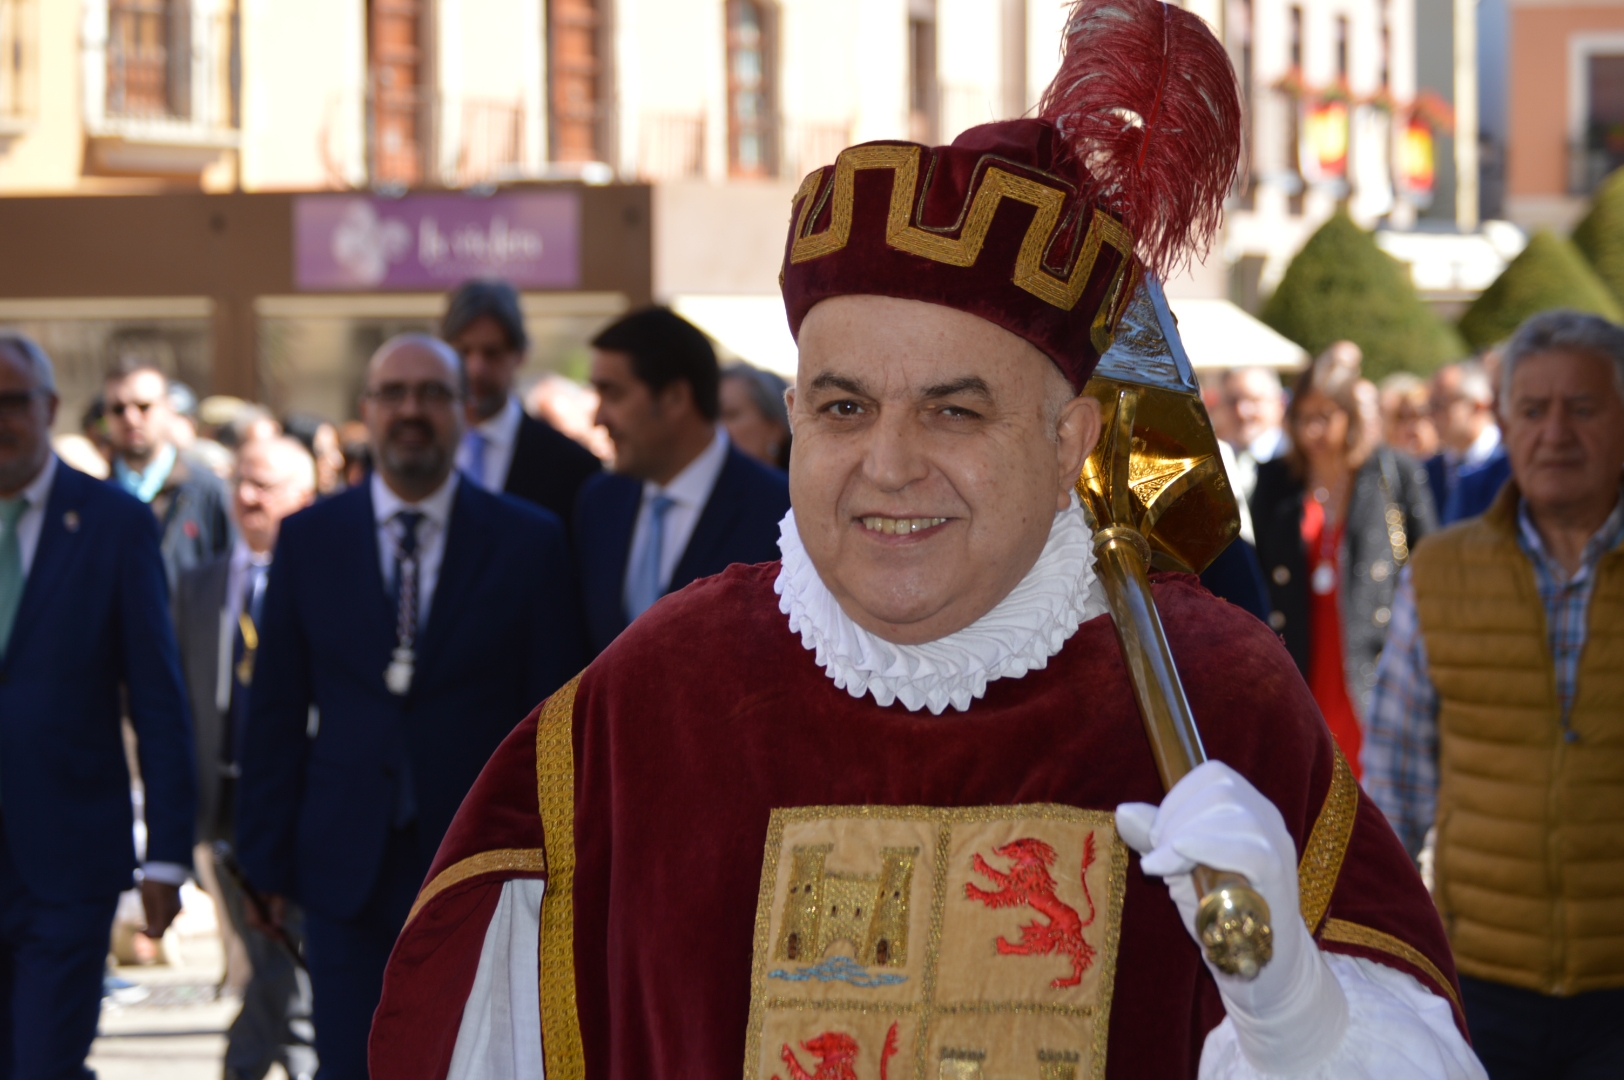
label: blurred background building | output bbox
[0,0,1596,426]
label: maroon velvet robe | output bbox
[372,564,1462,1080]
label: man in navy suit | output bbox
[577,307,790,654]
[235,334,585,1080]
[0,332,195,1079]
[442,278,602,529]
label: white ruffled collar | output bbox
[773,496,1109,715]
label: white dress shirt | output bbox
[1451,422,1501,470]
[622,428,729,608]
[456,396,524,491]
[7,452,57,576]
[214,540,273,714]
[371,470,460,630]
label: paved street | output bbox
[87,884,260,1080]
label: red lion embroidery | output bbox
[775,1021,899,1080]
[963,833,1098,988]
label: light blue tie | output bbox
[624,493,676,621]
[0,497,25,659]
[461,429,490,489]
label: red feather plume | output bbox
[1039,0,1242,277]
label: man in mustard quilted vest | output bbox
[1365,309,1624,1079]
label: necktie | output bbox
[625,493,676,621]
[246,561,270,626]
[393,511,425,641]
[461,429,490,490]
[0,498,26,658]
[388,511,425,825]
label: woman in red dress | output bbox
[1250,347,1439,775]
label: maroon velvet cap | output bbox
[779,119,1140,390]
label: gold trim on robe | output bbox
[536,677,585,1079]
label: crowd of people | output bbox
[0,279,794,1080]
[0,270,1620,1080]
[1207,315,1624,1077]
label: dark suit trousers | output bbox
[303,824,423,1080]
[0,823,118,1080]
[1461,975,1624,1080]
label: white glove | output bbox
[1118,761,1349,1076]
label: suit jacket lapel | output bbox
[503,415,536,495]
[344,481,397,635]
[9,465,89,658]
[670,448,748,591]
[413,481,493,672]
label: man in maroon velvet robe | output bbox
[370,1,1484,1076]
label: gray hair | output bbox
[721,363,789,431]
[0,331,58,394]
[1500,309,1624,405]
[1441,359,1495,405]
[240,434,317,494]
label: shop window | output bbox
[549,0,605,164]
[367,0,429,187]
[726,0,776,177]
[107,0,190,119]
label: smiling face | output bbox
[789,295,1100,646]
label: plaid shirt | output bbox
[1364,493,1624,858]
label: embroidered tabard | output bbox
[747,805,1128,1080]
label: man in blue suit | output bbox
[236,334,585,1080]
[0,332,195,1079]
[577,307,791,654]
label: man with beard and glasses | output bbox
[234,334,586,1080]
[443,279,601,529]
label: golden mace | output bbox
[1076,276,1274,979]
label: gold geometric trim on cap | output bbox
[404,847,548,928]
[1297,748,1358,933]
[1320,918,1463,1020]
[536,676,584,1080]
[788,145,1136,313]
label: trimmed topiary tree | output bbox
[1572,167,1624,304]
[1458,230,1623,350]
[1261,209,1465,381]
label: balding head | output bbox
[234,436,317,553]
[361,333,466,500]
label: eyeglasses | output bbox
[365,382,460,408]
[0,389,48,419]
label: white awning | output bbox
[1165,298,1307,371]
[672,293,1306,380]
[670,295,799,378]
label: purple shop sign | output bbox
[293,191,580,291]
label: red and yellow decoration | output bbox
[747,805,1129,1080]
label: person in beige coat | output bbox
[1365,309,1624,1079]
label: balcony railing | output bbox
[1569,140,1622,196]
[639,112,706,181]
[781,121,850,179]
[453,99,525,186]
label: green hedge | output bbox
[1458,230,1622,350]
[1572,167,1624,305]
[1261,210,1465,381]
